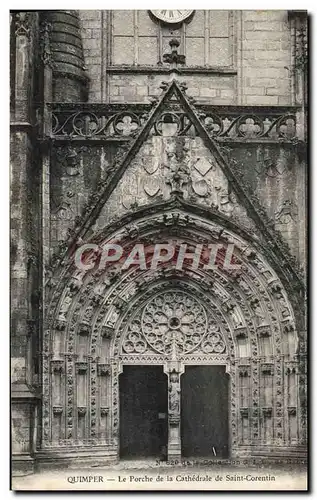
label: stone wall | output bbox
[241,10,292,105]
[78,10,293,105]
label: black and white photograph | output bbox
[9,7,308,491]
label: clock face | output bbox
[150,10,194,24]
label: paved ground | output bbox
[12,459,307,491]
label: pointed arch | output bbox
[41,201,306,459]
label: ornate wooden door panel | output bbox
[181,365,229,458]
[119,365,168,457]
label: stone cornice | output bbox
[107,65,237,76]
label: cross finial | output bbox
[163,38,186,70]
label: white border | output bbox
[2,3,314,499]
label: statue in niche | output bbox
[169,370,180,417]
[58,295,72,321]
[226,303,243,328]
[107,307,119,328]
[251,299,266,326]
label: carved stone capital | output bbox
[261,407,273,417]
[100,407,110,416]
[75,362,88,374]
[235,327,248,340]
[169,414,180,425]
[285,364,297,375]
[283,321,295,334]
[287,406,297,416]
[238,365,250,377]
[51,360,64,374]
[55,319,66,331]
[78,323,90,336]
[261,363,274,375]
[77,406,87,416]
[240,407,249,418]
[53,405,63,415]
[97,364,110,376]
[257,324,271,338]
[101,325,114,339]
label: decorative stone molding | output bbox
[14,12,31,38]
[49,104,299,143]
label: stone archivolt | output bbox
[42,206,303,456]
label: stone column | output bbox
[11,11,39,475]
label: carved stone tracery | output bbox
[140,290,208,355]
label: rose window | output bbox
[140,290,208,355]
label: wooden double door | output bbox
[119,365,229,459]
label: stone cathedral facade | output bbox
[10,10,307,473]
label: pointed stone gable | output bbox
[77,80,257,236]
[60,80,302,289]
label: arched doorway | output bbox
[41,204,304,466]
[114,286,232,460]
